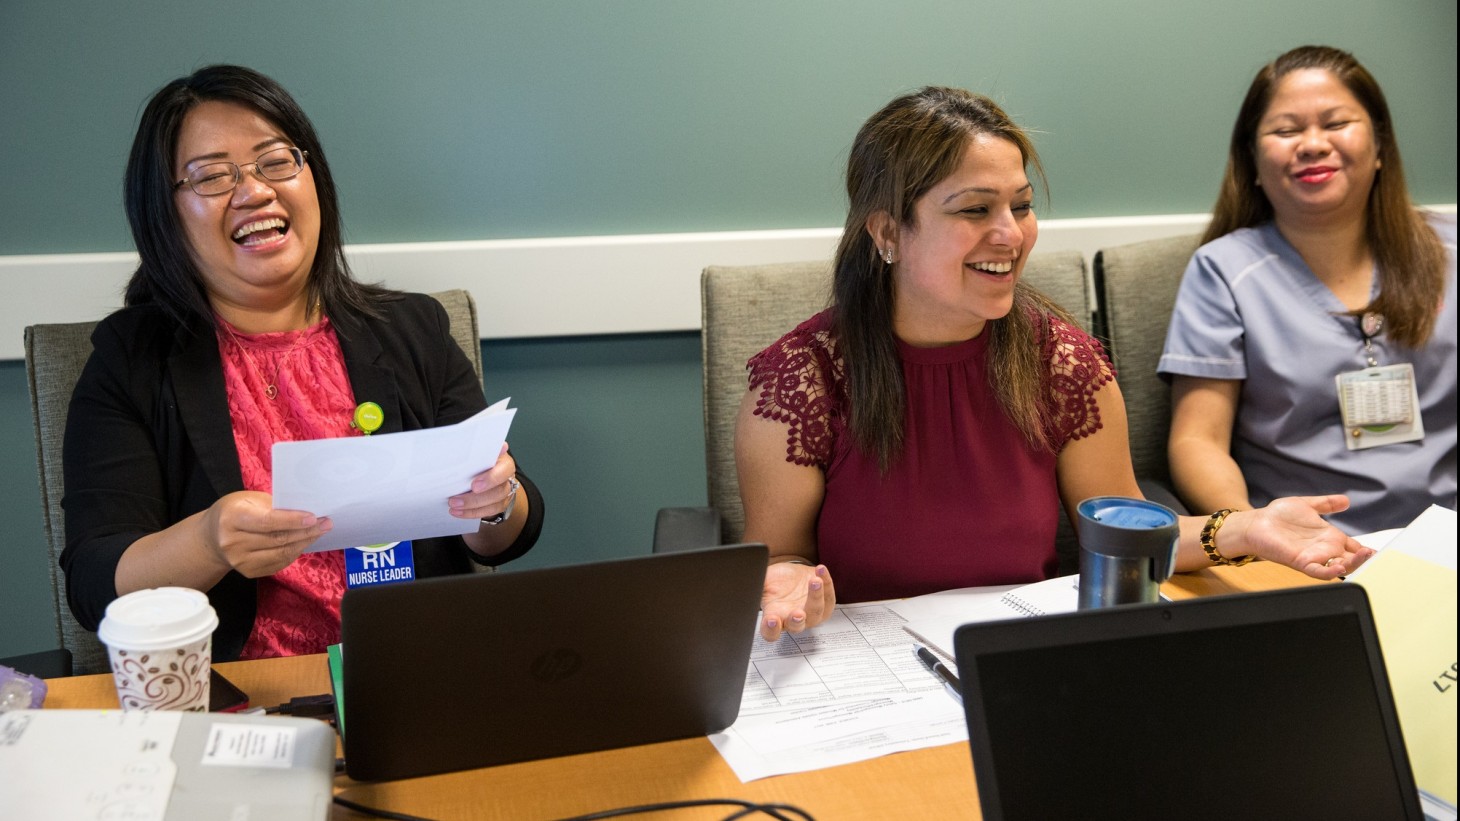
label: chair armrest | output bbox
[653,507,723,553]
[1136,478,1190,516]
[0,647,73,679]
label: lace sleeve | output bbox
[1043,316,1116,446]
[745,318,842,467]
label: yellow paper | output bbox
[1354,550,1458,806]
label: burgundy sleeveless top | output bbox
[747,309,1112,601]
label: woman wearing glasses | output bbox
[61,65,543,661]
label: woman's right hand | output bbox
[760,562,837,642]
[199,491,332,578]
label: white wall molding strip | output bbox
[2,206,1453,361]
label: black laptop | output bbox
[339,543,766,781]
[953,584,1423,821]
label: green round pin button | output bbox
[353,401,384,435]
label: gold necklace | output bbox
[220,306,320,400]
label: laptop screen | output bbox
[340,543,767,781]
[955,585,1422,821]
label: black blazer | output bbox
[60,293,543,660]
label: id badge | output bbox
[1335,363,1424,450]
[345,540,417,589]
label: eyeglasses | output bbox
[173,146,309,196]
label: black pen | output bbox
[913,643,962,705]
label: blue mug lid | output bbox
[1076,496,1180,579]
[1077,496,1177,529]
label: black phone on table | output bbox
[209,669,250,712]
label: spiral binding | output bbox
[1000,593,1046,618]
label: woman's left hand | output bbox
[1228,495,1376,578]
[448,444,517,522]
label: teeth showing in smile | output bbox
[232,218,288,246]
[969,261,1014,274]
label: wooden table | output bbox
[45,561,1326,820]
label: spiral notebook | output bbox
[901,574,1080,667]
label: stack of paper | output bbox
[272,399,516,551]
[1350,506,1457,820]
[708,575,1082,781]
[708,602,970,781]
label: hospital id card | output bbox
[1336,363,1424,450]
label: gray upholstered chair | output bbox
[431,289,485,388]
[25,321,99,674]
[657,250,1093,574]
[428,290,496,576]
[23,289,484,675]
[1092,234,1202,505]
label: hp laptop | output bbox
[338,543,766,780]
[953,584,1423,821]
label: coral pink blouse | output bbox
[747,309,1112,601]
[216,317,358,659]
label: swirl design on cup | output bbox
[109,637,212,711]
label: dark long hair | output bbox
[1204,45,1444,348]
[833,86,1062,470]
[123,64,390,330]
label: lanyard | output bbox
[1357,311,1384,367]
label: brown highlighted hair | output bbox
[832,86,1066,471]
[1205,45,1445,348]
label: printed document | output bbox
[710,602,968,782]
[272,398,515,551]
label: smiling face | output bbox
[1255,68,1380,229]
[877,133,1037,346]
[173,100,321,326]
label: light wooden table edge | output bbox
[43,562,1325,819]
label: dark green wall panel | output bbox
[1,1,1454,254]
[1,1,1454,658]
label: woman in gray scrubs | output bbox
[1159,45,1456,534]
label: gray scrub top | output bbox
[1158,213,1457,534]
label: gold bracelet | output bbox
[1200,508,1255,566]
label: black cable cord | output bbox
[332,789,814,821]
[332,794,440,821]
[262,692,336,718]
[721,803,814,821]
[552,797,816,821]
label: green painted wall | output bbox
[1,1,1455,659]
[2,0,1456,253]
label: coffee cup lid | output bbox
[98,587,219,651]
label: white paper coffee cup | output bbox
[98,587,219,711]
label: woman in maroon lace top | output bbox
[737,87,1373,641]
[61,66,543,660]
